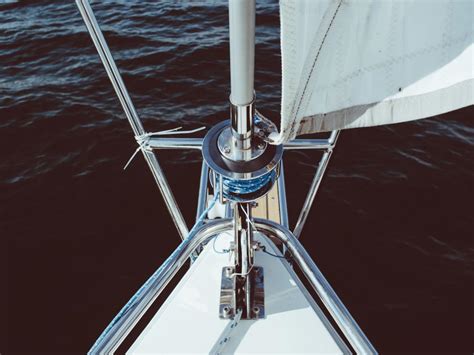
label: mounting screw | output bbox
[223,306,231,318]
[253,306,260,315]
[223,145,231,154]
[257,142,265,150]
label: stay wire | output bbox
[239,204,286,260]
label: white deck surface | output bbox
[128,232,348,354]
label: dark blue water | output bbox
[1,1,473,353]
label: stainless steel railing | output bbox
[89,219,233,354]
[89,218,375,354]
[293,130,340,238]
[76,2,373,354]
[255,218,376,354]
[76,0,339,242]
[76,0,189,240]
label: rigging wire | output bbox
[123,126,206,170]
[259,245,287,259]
[239,203,287,260]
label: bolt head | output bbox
[223,145,231,154]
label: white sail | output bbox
[271,0,474,144]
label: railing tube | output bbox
[75,0,189,240]
[293,131,340,238]
[196,162,209,221]
[148,137,203,150]
[89,218,375,354]
[89,219,233,354]
[283,139,333,150]
[255,218,376,354]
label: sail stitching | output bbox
[287,0,343,142]
[308,31,471,96]
[297,78,474,134]
[279,1,473,139]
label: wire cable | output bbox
[239,204,286,259]
[260,245,287,259]
[124,126,205,170]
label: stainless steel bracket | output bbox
[250,266,265,319]
[219,266,237,319]
[219,266,265,320]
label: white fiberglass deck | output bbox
[128,232,349,354]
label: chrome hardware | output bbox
[219,265,265,320]
[223,145,231,154]
[196,162,210,222]
[218,264,265,320]
[202,121,282,201]
[254,110,279,142]
[147,137,203,150]
[217,125,266,162]
[88,218,375,354]
[219,266,237,319]
[251,267,265,319]
[75,0,189,240]
[230,98,255,150]
[293,130,340,238]
[77,1,374,353]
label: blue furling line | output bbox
[89,190,219,353]
[222,169,276,198]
